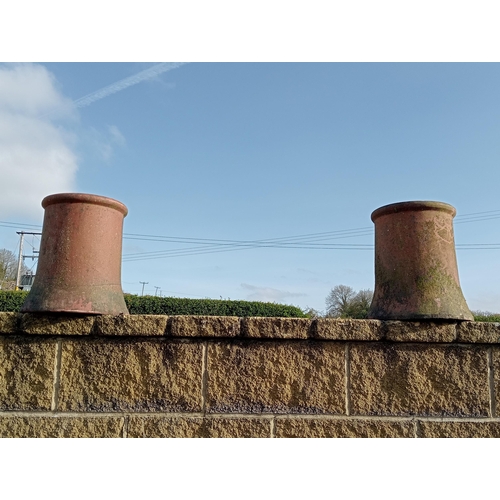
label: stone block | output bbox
[58,339,203,412]
[456,322,500,343]
[0,312,18,334]
[20,313,95,335]
[314,319,382,341]
[384,321,456,342]
[93,314,168,336]
[275,417,414,438]
[170,315,239,338]
[207,341,345,414]
[127,416,271,438]
[419,420,500,438]
[242,317,311,339]
[350,344,489,417]
[0,416,124,438]
[0,338,55,410]
[492,348,500,414]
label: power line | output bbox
[122,243,375,262]
[123,226,373,244]
[455,215,500,225]
[120,211,500,248]
[122,229,374,254]
[3,208,500,265]
[121,227,375,261]
[2,208,500,234]
[122,238,374,258]
[121,242,500,263]
[120,212,500,261]
[455,209,500,218]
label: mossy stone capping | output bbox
[0,312,18,334]
[1,312,500,341]
[315,318,383,340]
[241,317,312,339]
[93,315,168,336]
[169,315,240,337]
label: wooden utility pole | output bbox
[15,233,24,290]
[15,231,42,290]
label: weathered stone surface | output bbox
[93,314,167,336]
[207,341,345,414]
[0,312,18,334]
[456,321,500,343]
[0,338,55,410]
[492,348,500,414]
[350,344,489,417]
[314,319,383,341]
[20,313,95,335]
[170,315,239,338]
[58,339,203,412]
[0,416,124,438]
[419,420,500,438]
[275,417,414,438]
[385,321,456,342]
[128,416,271,438]
[242,317,311,339]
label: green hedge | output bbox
[471,311,500,323]
[6,290,497,320]
[124,294,306,317]
[0,290,306,317]
[0,290,28,312]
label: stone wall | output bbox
[1,312,500,438]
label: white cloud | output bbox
[0,62,182,220]
[241,283,306,303]
[0,63,78,220]
[86,125,126,162]
[0,63,75,118]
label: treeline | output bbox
[1,290,498,321]
[0,291,306,317]
[470,311,500,323]
[307,284,500,322]
[324,285,373,319]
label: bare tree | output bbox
[0,248,29,289]
[325,285,373,319]
[325,285,356,317]
[0,249,17,281]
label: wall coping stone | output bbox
[1,312,499,343]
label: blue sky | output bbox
[1,62,500,312]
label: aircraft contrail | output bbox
[73,62,189,108]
